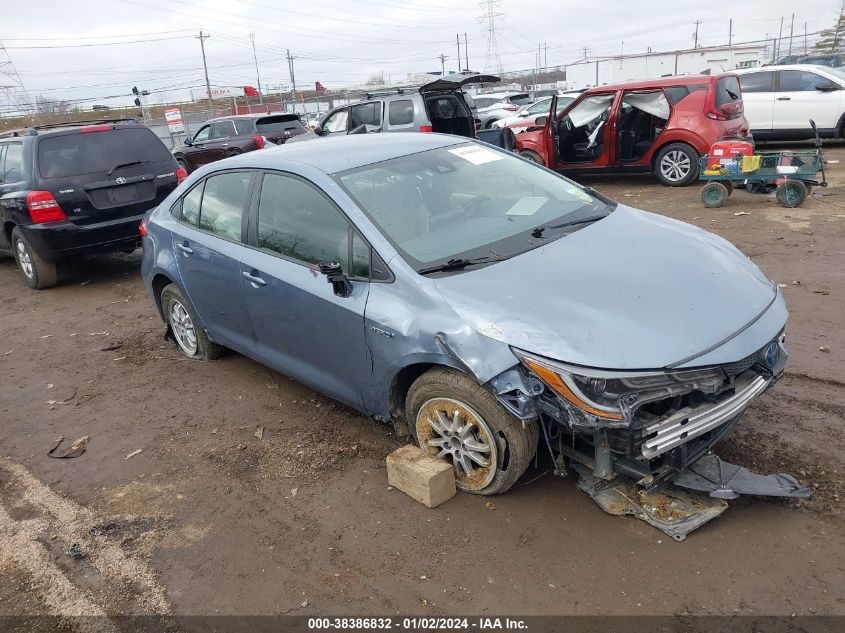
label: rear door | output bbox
[238,171,372,409]
[35,126,178,226]
[169,170,256,353]
[774,69,842,131]
[206,120,236,160]
[737,71,775,132]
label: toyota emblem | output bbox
[116,177,127,184]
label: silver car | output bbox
[141,133,795,503]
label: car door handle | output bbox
[777,97,791,101]
[242,270,266,287]
[176,241,193,255]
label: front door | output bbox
[774,69,843,132]
[737,70,776,132]
[320,107,351,136]
[185,124,214,168]
[550,92,617,170]
[170,171,256,353]
[239,171,371,409]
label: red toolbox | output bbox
[706,138,755,171]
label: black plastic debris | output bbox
[672,454,812,499]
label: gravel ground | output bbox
[0,145,843,625]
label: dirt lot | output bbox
[1,145,844,625]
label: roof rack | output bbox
[364,88,406,99]
[0,118,140,139]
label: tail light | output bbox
[503,104,520,111]
[251,134,265,149]
[139,219,148,237]
[79,124,113,133]
[175,167,188,183]
[419,125,433,133]
[26,191,66,223]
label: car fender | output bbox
[514,130,548,163]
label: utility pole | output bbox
[438,53,447,76]
[728,19,732,47]
[286,49,296,113]
[250,34,263,105]
[582,46,590,59]
[456,34,462,71]
[464,33,469,71]
[804,22,808,55]
[693,19,701,48]
[788,13,795,55]
[196,30,212,108]
[776,16,784,61]
[544,42,547,72]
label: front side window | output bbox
[389,100,415,126]
[350,102,381,128]
[211,120,235,139]
[257,173,350,270]
[323,109,349,133]
[739,71,774,93]
[779,70,834,92]
[198,172,251,241]
[337,143,611,271]
[193,126,211,143]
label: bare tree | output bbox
[34,94,70,114]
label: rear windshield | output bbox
[255,116,305,133]
[715,76,742,107]
[37,127,171,179]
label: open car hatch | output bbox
[419,73,500,93]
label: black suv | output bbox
[0,119,184,289]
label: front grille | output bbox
[721,353,757,380]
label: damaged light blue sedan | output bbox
[141,134,808,528]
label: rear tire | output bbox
[406,367,538,495]
[654,143,699,187]
[160,283,225,360]
[776,180,807,208]
[519,150,546,166]
[11,227,57,290]
[701,182,729,208]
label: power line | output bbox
[3,35,194,49]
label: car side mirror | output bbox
[816,82,838,92]
[534,115,548,126]
[313,125,324,136]
[318,261,352,297]
[184,137,193,146]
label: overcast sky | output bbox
[1,0,842,111]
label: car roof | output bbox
[583,74,724,93]
[208,113,300,122]
[734,64,839,73]
[219,133,467,175]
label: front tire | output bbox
[406,368,538,495]
[776,180,807,208]
[519,149,546,166]
[654,143,699,187]
[160,283,225,360]
[11,227,57,290]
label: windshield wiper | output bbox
[107,160,146,176]
[531,212,609,238]
[417,255,503,275]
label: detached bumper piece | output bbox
[575,454,811,541]
[672,454,812,500]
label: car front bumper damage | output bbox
[491,336,811,539]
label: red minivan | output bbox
[514,73,748,186]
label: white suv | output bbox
[735,64,845,140]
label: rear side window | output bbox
[714,76,742,107]
[37,128,171,179]
[255,116,305,134]
[350,102,381,128]
[739,71,774,93]
[2,143,23,182]
[211,120,235,139]
[198,172,251,241]
[389,100,415,126]
[233,119,255,135]
[663,84,708,104]
[180,182,204,226]
[257,173,351,271]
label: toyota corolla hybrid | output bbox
[141,133,798,506]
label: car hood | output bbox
[432,205,778,370]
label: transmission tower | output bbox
[480,0,504,75]
[0,41,35,119]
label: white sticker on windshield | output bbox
[448,145,504,165]
[506,197,548,216]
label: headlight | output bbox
[512,349,724,424]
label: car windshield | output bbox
[336,143,612,272]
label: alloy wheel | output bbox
[415,397,498,491]
[659,150,692,183]
[169,299,198,356]
[15,240,34,279]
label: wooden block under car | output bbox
[386,445,456,508]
